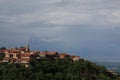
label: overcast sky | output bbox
[1,0,120,62]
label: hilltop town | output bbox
[0,43,80,66]
[0,44,120,80]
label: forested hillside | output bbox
[0,57,120,80]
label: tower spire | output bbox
[25,41,30,52]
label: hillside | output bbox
[0,57,120,80]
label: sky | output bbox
[0,0,120,62]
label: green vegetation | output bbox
[0,53,5,60]
[0,47,7,50]
[0,57,120,80]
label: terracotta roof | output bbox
[47,51,58,55]
[18,48,26,51]
[11,50,21,53]
[0,50,6,53]
[40,52,47,54]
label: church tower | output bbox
[25,42,30,52]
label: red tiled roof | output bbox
[0,50,6,53]
[40,52,47,55]
[47,51,58,55]
[11,50,21,53]
[18,48,26,51]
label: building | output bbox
[70,56,80,61]
[25,43,30,52]
[2,43,33,64]
[59,53,70,59]
[46,51,59,58]
[39,52,47,59]
[1,43,81,65]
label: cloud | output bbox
[1,0,120,26]
[0,0,120,26]
[27,26,68,42]
[99,10,120,24]
[0,0,120,61]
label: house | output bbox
[20,58,31,64]
[39,52,47,59]
[0,47,7,53]
[4,51,34,63]
[59,53,70,59]
[70,56,80,61]
[39,51,59,58]
[46,51,59,58]
[2,43,34,64]
[0,50,7,53]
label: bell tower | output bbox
[25,42,30,52]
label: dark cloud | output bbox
[0,0,120,61]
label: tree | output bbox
[0,55,119,80]
[0,53,5,60]
[0,47,6,50]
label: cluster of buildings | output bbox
[0,43,80,65]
